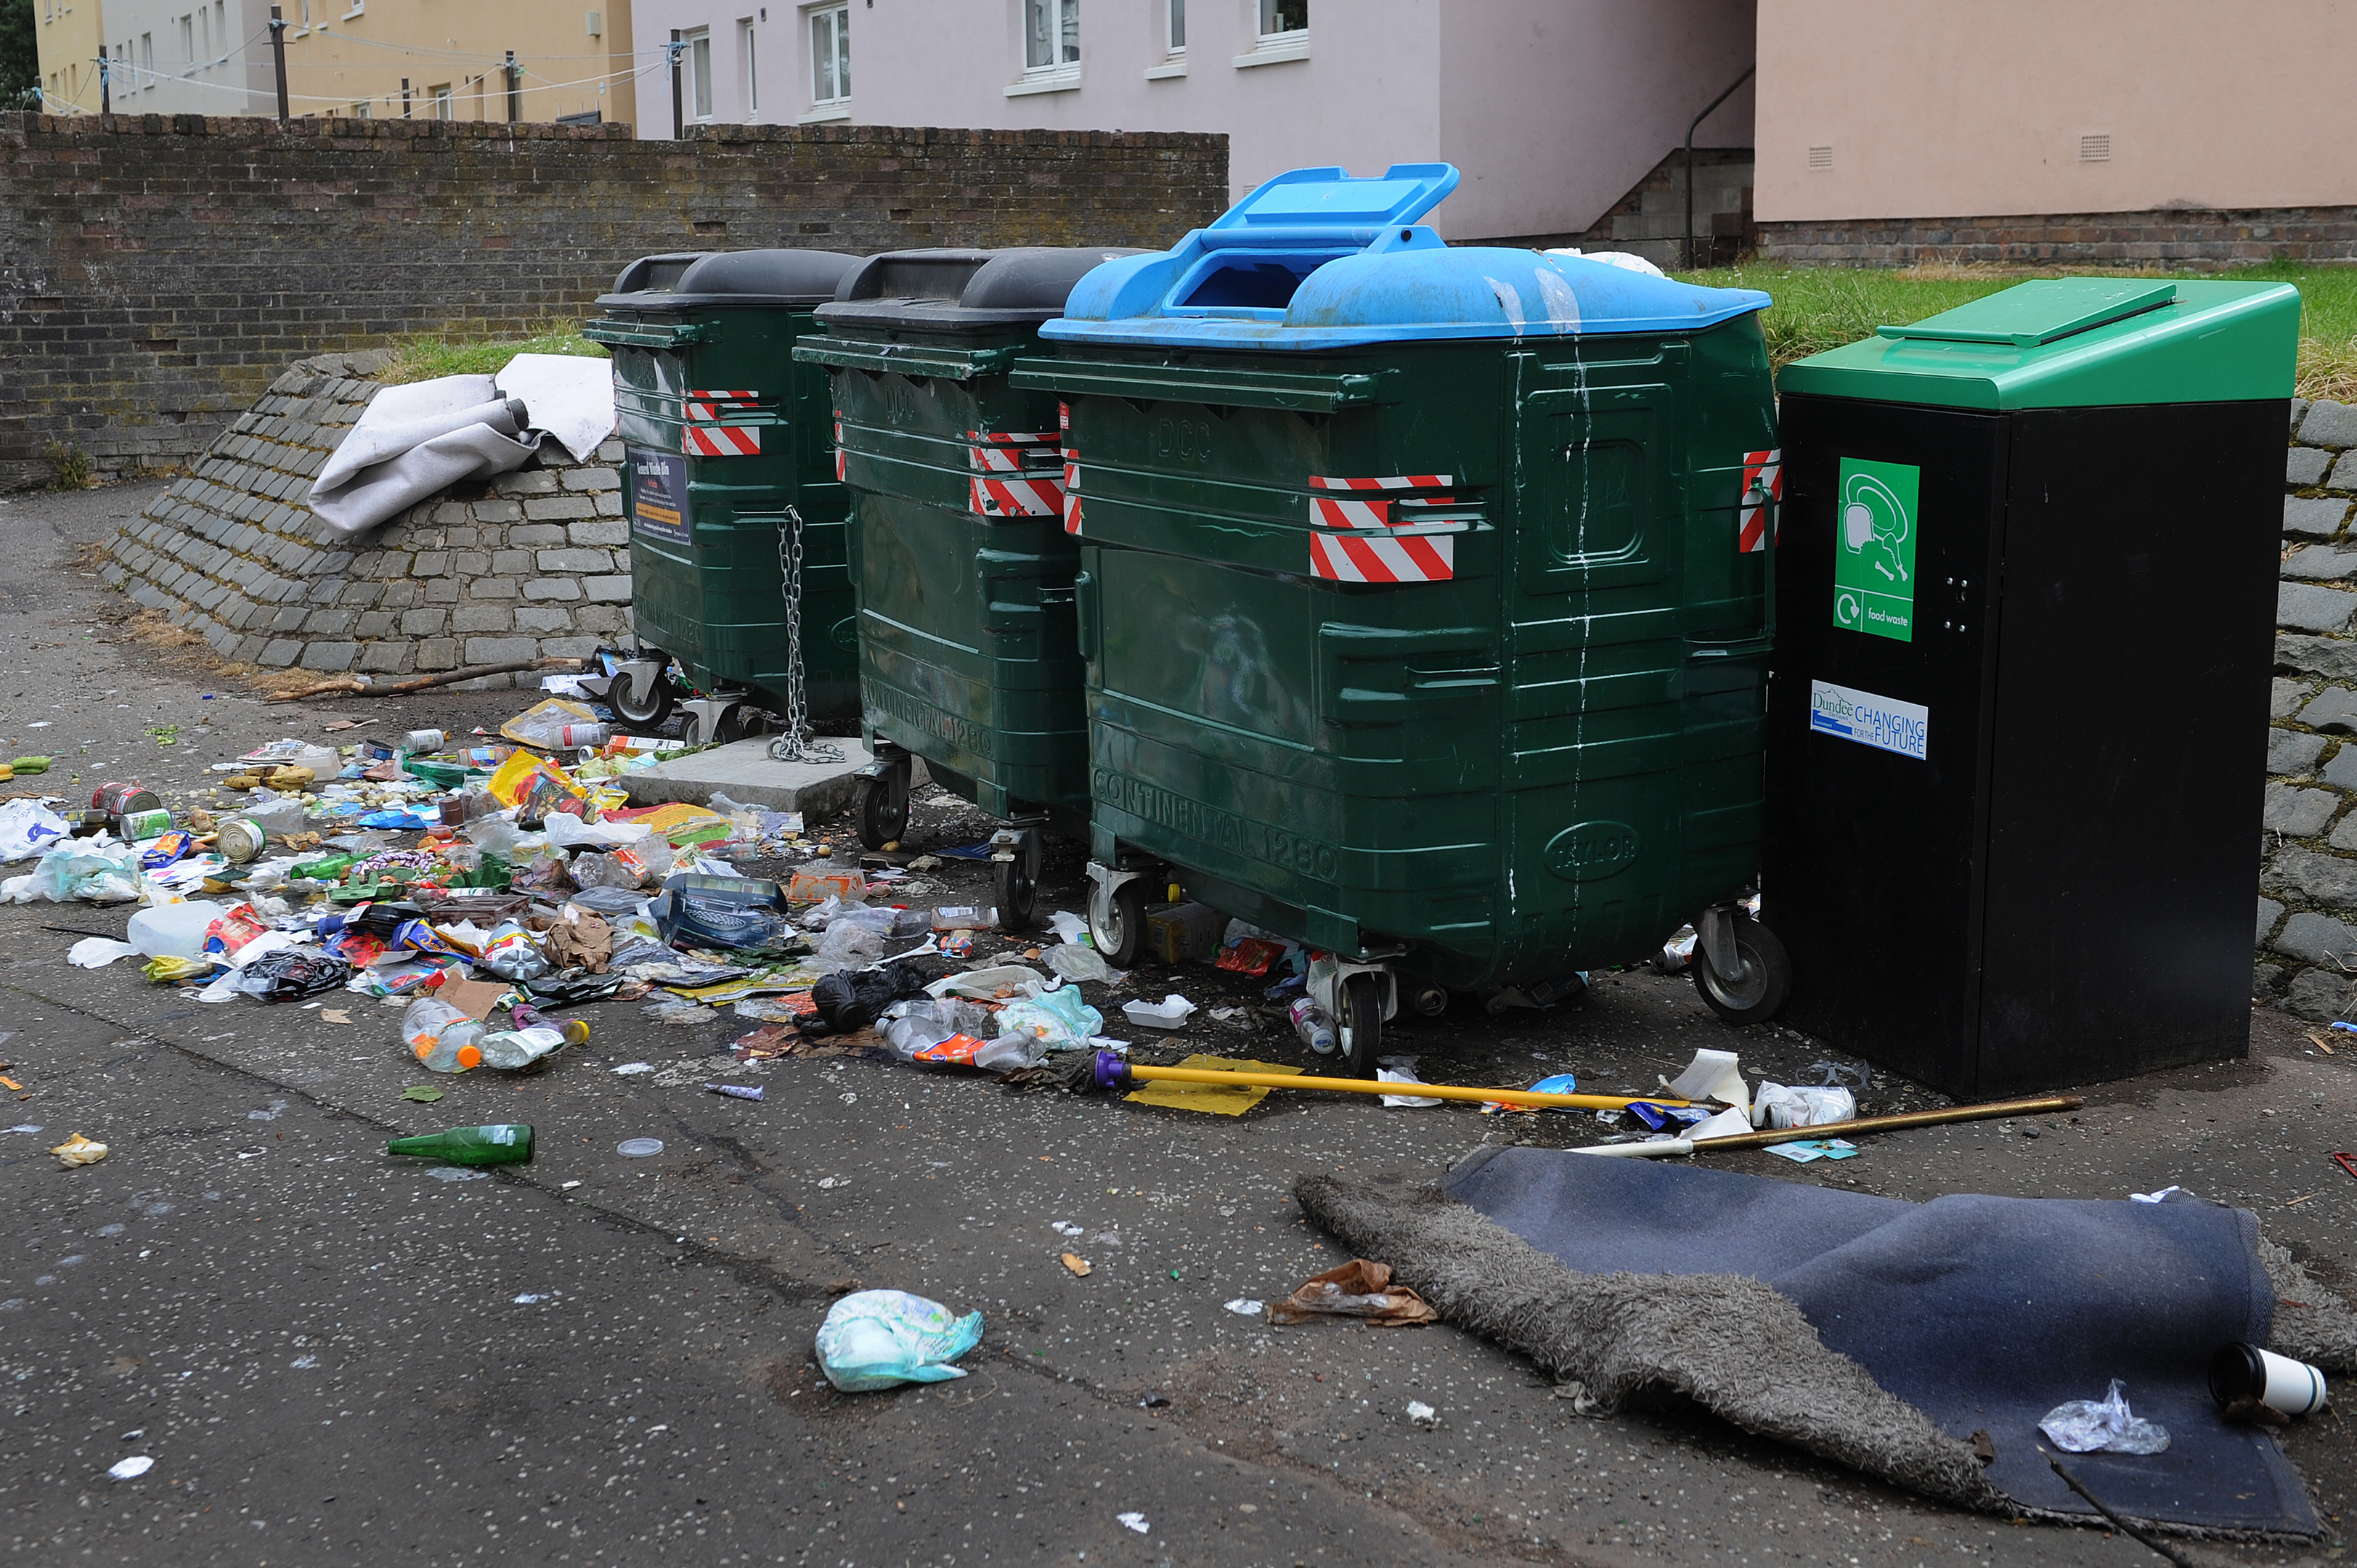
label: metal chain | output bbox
[769,503,842,764]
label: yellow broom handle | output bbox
[1123,1062,1693,1112]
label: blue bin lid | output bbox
[1041,163,1769,351]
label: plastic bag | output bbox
[815,918,889,968]
[227,948,354,1002]
[661,894,791,953]
[995,987,1104,1051]
[0,797,70,863]
[1,840,142,904]
[2040,1379,2170,1455]
[1047,943,1121,984]
[809,960,937,1034]
[814,1289,984,1392]
[1752,1083,1857,1130]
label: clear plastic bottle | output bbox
[930,905,998,931]
[1288,997,1337,1055]
[402,997,485,1073]
[472,1026,570,1070]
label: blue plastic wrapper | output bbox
[815,1289,983,1392]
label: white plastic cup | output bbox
[2210,1342,2328,1416]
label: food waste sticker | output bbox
[1810,679,1928,762]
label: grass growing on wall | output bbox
[1676,262,2357,403]
[377,327,608,386]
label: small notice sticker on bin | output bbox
[1810,680,1928,761]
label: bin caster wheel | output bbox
[1408,984,1449,1018]
[611,656,675,730]
[1090,878,1149,969]
[714,706,769,745]
[1693,912,1792,1026]
[858,776,908,851]
[996,856,1038,933]
[1336,971,1385,1076]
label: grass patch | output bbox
[377,326,607,386]
[1674,261,2357,403]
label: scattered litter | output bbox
[1763,1138,1859,1164]
[49,1132,107,1168]
[107,1456,153,1481]
[706,1083,763,1101]
[1752,1082,1857,1130]
[617,1138,664,1157]
[1268,1259,1438,1326]
[1376,1055,1442,1108]
[2129,1186,2183,1204]
[1060,1252,1092,1277]
[68,936,141,968]
[1115,1512,1149,1535]
[611,1062,656,1076]
[427,1167,487,1183]
[1051,1221,1084,1236]
[2039,1380,2170,1455]
[813,1289,984,1391]
[1123,1054,1305,1116]
[1121,994,1197,1030]
[513,1293,550,1305]
[1222,1298,1263,1317]
[399,1086,444,1103]
[1407,1401,1438,1426]
[2209,1343,2329,1418]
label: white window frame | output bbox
[801,1,848,120]
[1010,0,1078,94]
[739,17,758,115]
[431,83,453,118]
[1144,0,1184,78]
[685,25,714,121]
[1236,0,1307,67]
[139,33,152,89]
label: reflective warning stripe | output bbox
[683,388,761,457]
[970,475,1065,518]
[1310,531,1454,584]
[1738,448,1782,553]
[1308,473,1454,493]
[832,417,844,482]
[1062,452,1082,536]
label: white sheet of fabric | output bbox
[494,354,616,463]
[308,375,542,538]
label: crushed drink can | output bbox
[117,807,174,841]
[401,728,447,752]
[93,782,161,818]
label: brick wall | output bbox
[0,113,1228,489]
[1755,206,2357,269]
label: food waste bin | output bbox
[1015,164,1787,1070]
[1767,277,2300,1098]
[584,248,865,743]
[794,247,1139,928]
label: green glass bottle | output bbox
[385,1123,534,1166]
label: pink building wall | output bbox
[630,0,1754,242]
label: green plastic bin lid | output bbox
[816,247,1148,330]
[1778,277,2300,410]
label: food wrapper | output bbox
[50,1131,109,1167]
[485,748,585,809]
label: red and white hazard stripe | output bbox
[1306,473,1460,583]
[968,429,1064,518]
[682,388,761,458]
[832,415,844,482]
[1062,453,1082,536]
[1737,447,1782,554]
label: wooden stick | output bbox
[2040,1447,2199,1567]
[1690,1094,2082,1151]
[266,656,587,703]
[1120,1062,1693,1113]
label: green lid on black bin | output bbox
[816,247,1146,330]
[1776,277,2301,411]
[597,248,864,311]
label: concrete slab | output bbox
[619,735,874,816]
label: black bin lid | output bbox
[815,247,1144,329]
[598,248,865,310]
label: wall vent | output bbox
[1807,144,1833,172]
[2079,133,2111,163]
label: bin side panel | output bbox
[1764,396,2009,1098]
[1973,401,2281,1090]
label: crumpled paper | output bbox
[1267,1259,1438,1327]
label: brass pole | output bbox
[1691,1094,2083,1151]
[1121,1062,1694,1113]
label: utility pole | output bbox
[505,51,520,123]
[669,31,683,139]
[268,7,290,124]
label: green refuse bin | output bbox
[1014,165,1786,1069]
[793,247,1139,927]
[585,248,865,742]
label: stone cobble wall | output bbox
[99,352,631,685]
[0,113,1228,489]
[1756,206,2357,269]
[2257,396,2357,1016]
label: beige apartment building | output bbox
[33,0,108,113]
[274,0,640,125]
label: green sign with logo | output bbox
[1833,457,1918,642]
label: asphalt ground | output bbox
[1,479,2351,1567]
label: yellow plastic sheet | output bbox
[1124,1054,1305,1116]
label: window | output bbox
[685,26,713,120]
[196,5,208,60]
[431,83,452,118]
[177,14,191,66]
[1165,0,1184,52]
[352,99,369,117]
[1023,0,1077,72]
[808,5,847,105]
[140,34,152,86]
[739,17,757,114]
[1258,0,1304,37]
